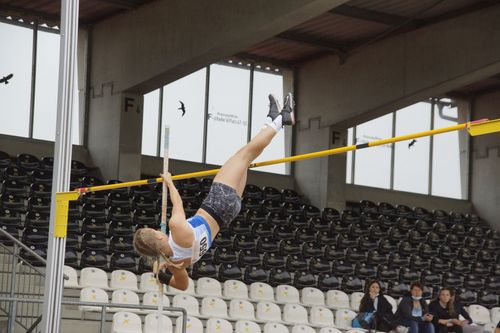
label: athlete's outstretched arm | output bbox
[161,173,186,223]
[168,266,189,291]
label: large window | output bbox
[0,21,81,145]
[346,99,468,199]
[141,62,290,174]
[0,22,33,137]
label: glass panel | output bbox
[354,113,393,189]
[33,30,60,141]
[346,127,353,183]
[206,64,250,165]
[393,102,431,194]
[141,89,160,156]
[250,70,285,174]
[0,22,33,137]
[432,105,462,199]
[161,68,206,163]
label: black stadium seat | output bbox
[218,263,242,282]
[317,273,340,291]
[244,267,267,284]
[268,268,292,287]
[294,271,317,288]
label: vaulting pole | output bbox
[73,118,499,194]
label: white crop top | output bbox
[168,215,213,264]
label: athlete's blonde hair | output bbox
[133,228,183,269]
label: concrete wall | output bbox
[470,91,500,229]
[294,6,500,212]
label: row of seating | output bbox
[110,312,353,333]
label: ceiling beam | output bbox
[329,4,422,26]
[0,4,60,24]
[235,52,292,68]
[98,0,143,9]
[277,31,346,55]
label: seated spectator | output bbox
[429,288,464,333]
[393,282,435,333]
[359,279,395,332]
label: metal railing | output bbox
[0,296,188,333]
[0,228,68,333]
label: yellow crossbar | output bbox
[74,118,498,194]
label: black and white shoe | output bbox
[267,94,281,121]
[280,92,295,126]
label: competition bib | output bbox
[191,231,209,264]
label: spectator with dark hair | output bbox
[359,280,395,332]
[393,282,435,333]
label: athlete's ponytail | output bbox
[133,228,183,269]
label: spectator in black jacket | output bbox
[359,280,395,332]
[429,287,463,333]
[393,282,435,333]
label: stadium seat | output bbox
[110,270,138,291]
[317,273,340,292]
[341,275,363,293]
[172,294,200,316]
[111,312,142,333]
[293,271,317,289]
[248,282,273,302]
[268,268,292,287]
[291,325,316,333]
[256,301,282,321]
[350,292,364,311]
[110,253,137,272]
[229,299,255,320]
[168,278,195,295]
[144,313,172,333]
[191,259,217,279]
[324,245,346,260]
[63,265,79,288]
[468,304,491,324]
[79,287,109,312]
[80,267,109,289]
[235,320,261,333]
[310,306,335,326]
[326,290,350,309]
[222,279,248,299]
[335,309,357,328]
[309,257,331,274]
[110,289,140,312]
[283,303,309,324]
[140,273,163,293]
[244,267,268,284]
[264,323,289,333]
[142,292,170,312]
[301,287,325,306]
[201,296,228,317]
[276,285,300,303]
[206,318,233,333]
[175,316,203,333]
[456,288,477,306]
[477,290,498,308]
[319,328,343,333]
[238,249,261,267]
[286,254,308,272]
[197,277,222,297]
[243,184,264,199]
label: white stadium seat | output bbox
[335,309,357,328]
[224,279,249,299]
[301,287,325,306]
[283,303,309,324]
[310,306,335,326]
[468,304,491,324]
[111,311,142,333]
[483,323,496,333]
[326,290,350,309]
[201,296,228,318]
[169,278,196,295]
[276,285,300,304]
[229,299,256,320]
[256,301,282,322]
[175,316,203,333]
[264,323,289,333]
[173,294,200,316]
[250,282,274,302]
[206,318,233,333]
[80,267,109,289]
[142,291,170,313]
[490,307,500,325]
[346,330,366,333]
[79,287,109,312]
[291,325,316,333]
[235,320,261,333]
[144,313,172,333]
[140,273,162,292]
[197,277,222,297]
[63,265,79,288]
[350,292,364,311]
[111,289,141,312]
[110,270,138,291]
